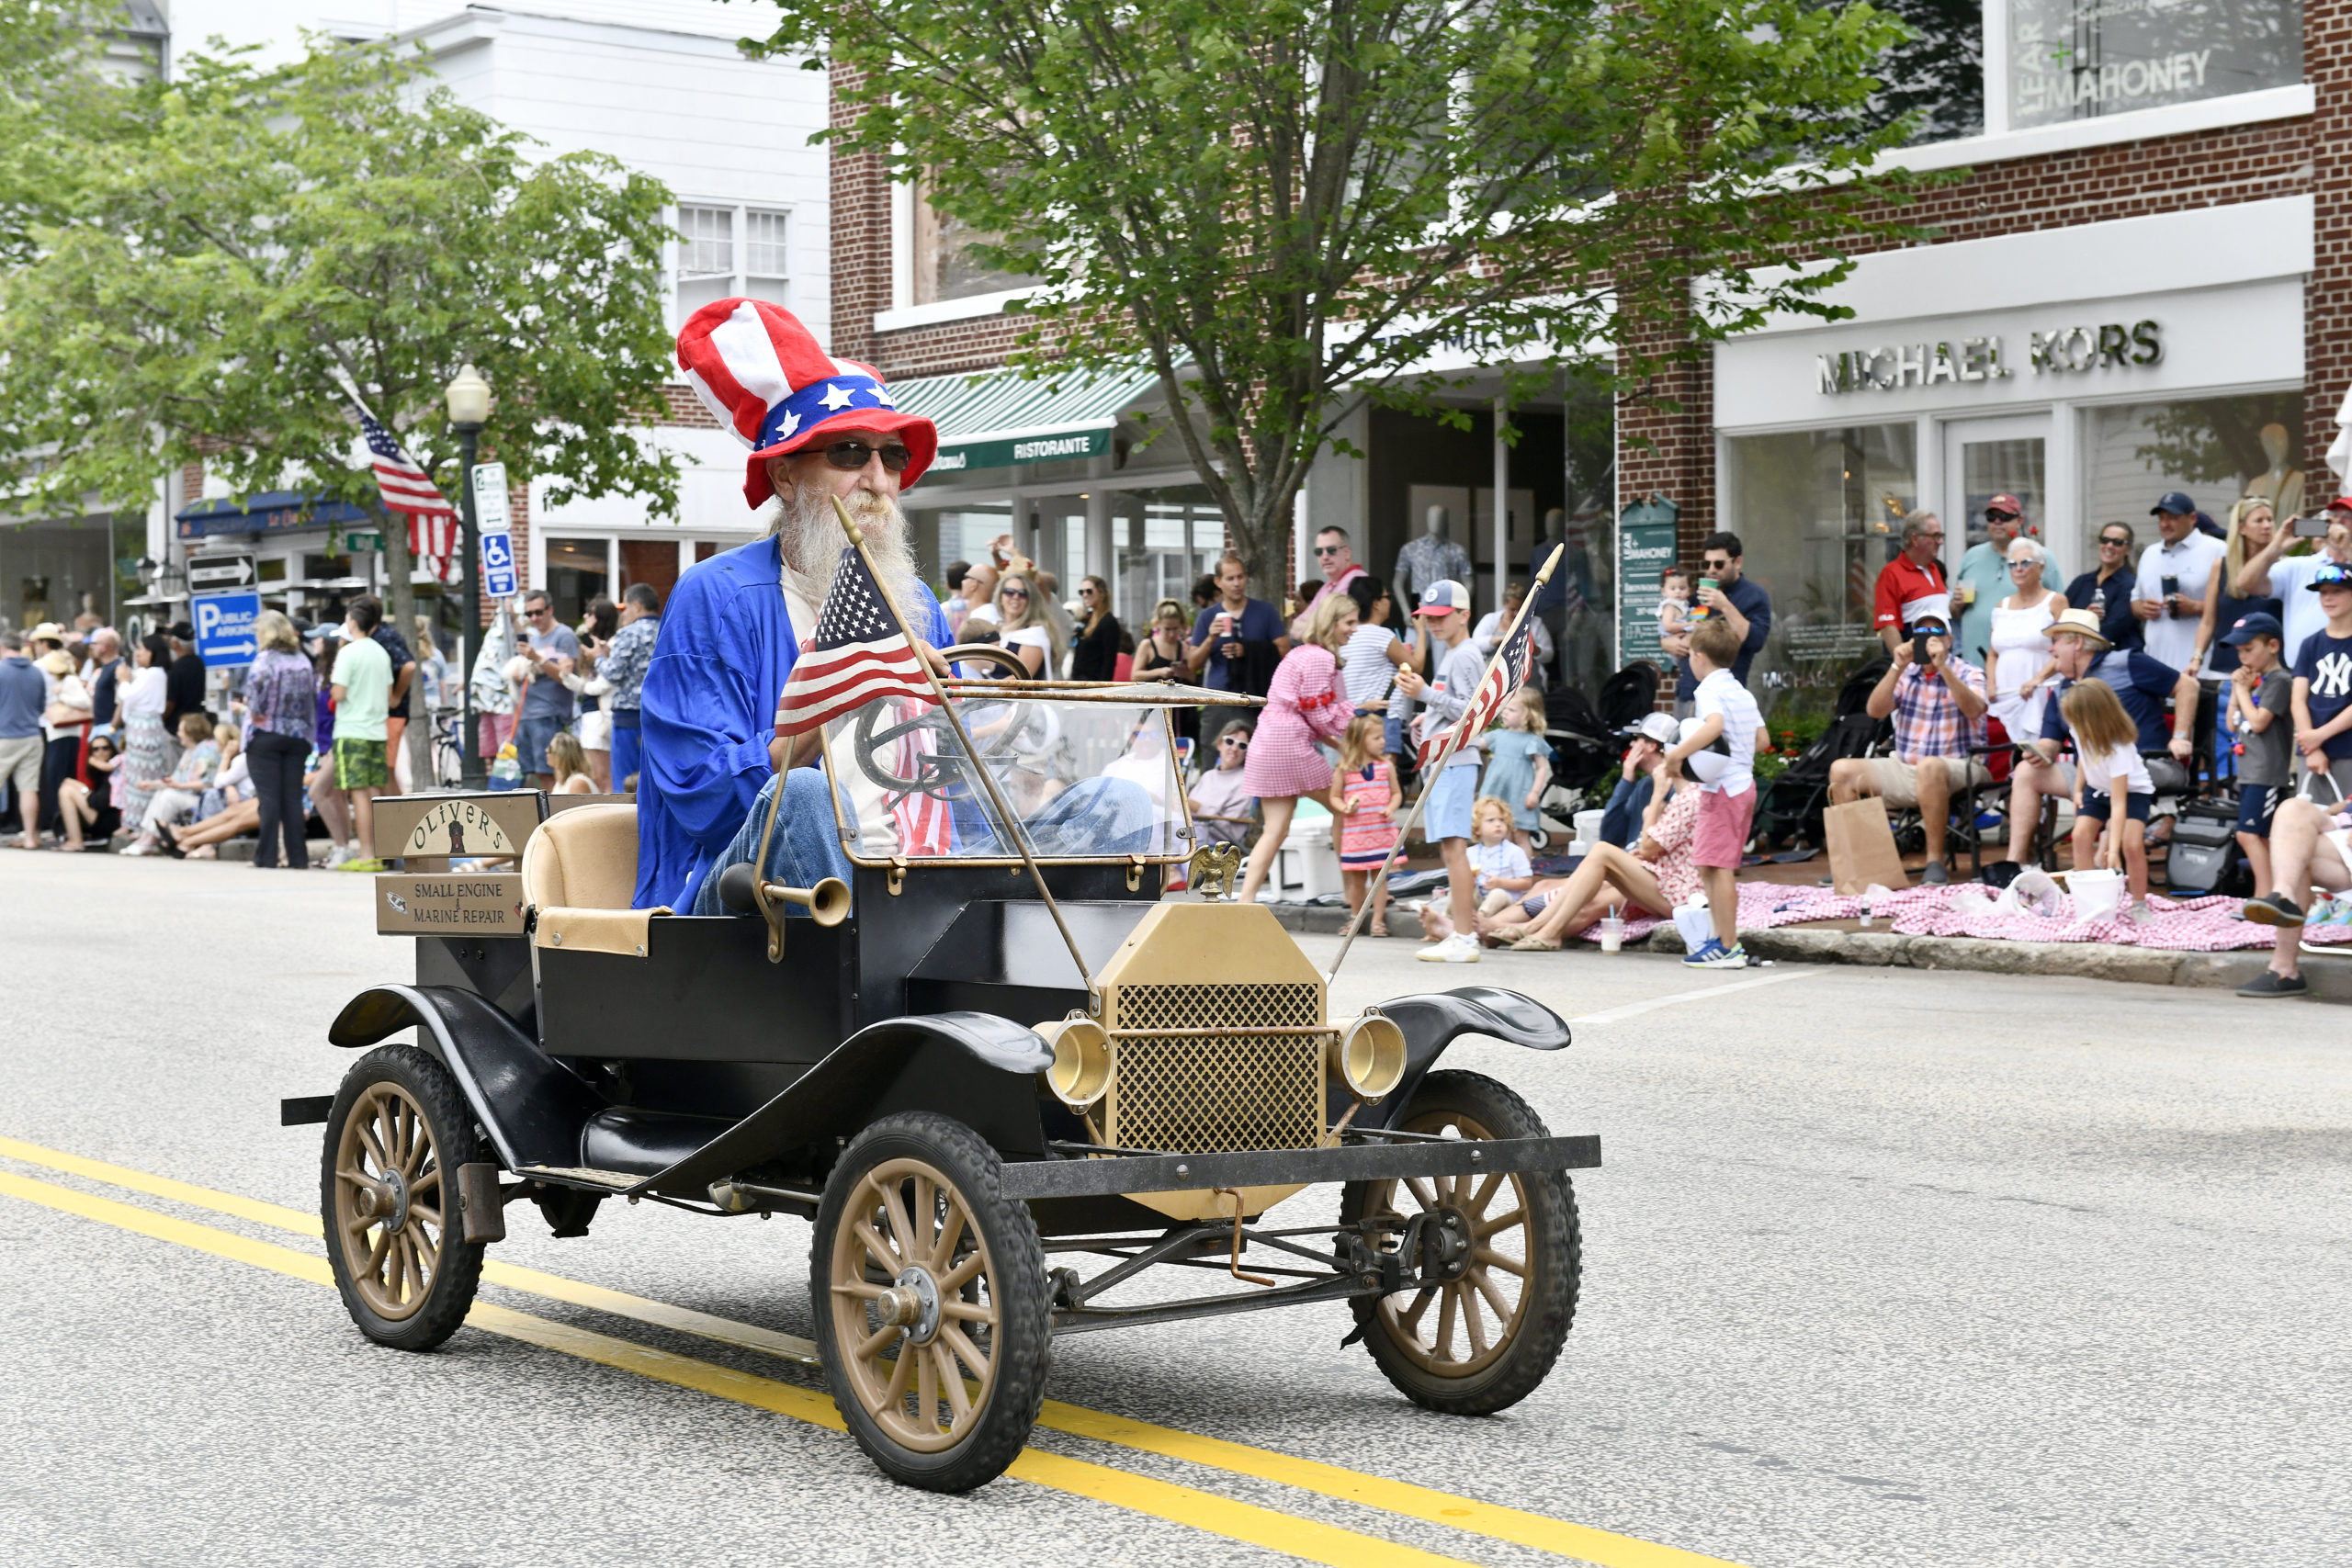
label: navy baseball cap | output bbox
[2151,491,2196,516]
[2218,611,2283,645]
[2309,562,2352,592]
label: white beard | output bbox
[777,475,922,613]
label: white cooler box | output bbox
[1272,804,1342,901]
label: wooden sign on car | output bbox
[373,873,529,935]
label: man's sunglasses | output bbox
[1985,509,2019,522]
[1314,544,1345,557]
[821,439,914,473]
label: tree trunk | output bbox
[371,498,427,791]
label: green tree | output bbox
[764,0,1933,596]
[0,38,677,774]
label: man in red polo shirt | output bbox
[1874,511,1948,653]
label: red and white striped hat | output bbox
[676,298,937,508]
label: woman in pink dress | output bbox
[1238,592,1359,904]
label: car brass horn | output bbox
[1036,1017,1112,1110]
[1330,1012,1408,1103]
[716,863,850,961]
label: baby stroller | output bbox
[1750,656,1892,852]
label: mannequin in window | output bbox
[2245,422,2304,523]
[1394,504,1473,607]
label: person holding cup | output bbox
[1186,552,1290,749]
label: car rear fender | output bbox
[628,1011,1053,1198]
[327,984,602,1170]
[1354,986,1572,1131]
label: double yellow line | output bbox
[0,1133,1742,1568]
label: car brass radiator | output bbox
[1103,983,1325,1153]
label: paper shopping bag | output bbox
[1823,796,1909,896]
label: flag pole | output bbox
[831,496,1094,990]
[1326,544,1565,984]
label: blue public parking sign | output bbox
[481,530,518,599]
[194,591,262,669]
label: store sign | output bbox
[1816,320,2161,394]
[1616,494,1680,672]
[930,427,1112,473]
[2008,0,2301,130]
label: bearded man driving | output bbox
[634,300,954,912]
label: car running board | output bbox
[513,1165,643,1192]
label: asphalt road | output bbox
[3,852,2346,1567]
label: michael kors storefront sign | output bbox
[1816,319,2162,394]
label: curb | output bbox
[1260,897,2351,998]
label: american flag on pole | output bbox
[774,545,950,852]
[775,546,936,739]
[1416,612,1538,773]
[356,410,460,581]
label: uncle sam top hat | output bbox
[676,298,938,509]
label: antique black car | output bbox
[290,674,1598,1492]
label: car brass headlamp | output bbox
[1330,1013,1407,1103]
[1037,1018,1112,1109]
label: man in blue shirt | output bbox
[1664,531,1771,713]
[1996,606,2199,873]
[1187,553,1289,744]
[0,632,45,848]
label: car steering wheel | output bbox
[847,645,1040,795]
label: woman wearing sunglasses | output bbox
[992,574,1063,679]
[1069,575,1121,682]
[2062,521,2143,654]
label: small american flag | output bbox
[775,546,935,740]
[357,410,459,581]
[1417,613,1537,773]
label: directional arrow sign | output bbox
[187,552,257,590]
[194,591,261,670]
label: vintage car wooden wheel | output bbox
[812,1111,1050,1493]
[321,1045,488,1352]
[1339,1069,1579,1415]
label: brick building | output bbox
[826,2,2340,726]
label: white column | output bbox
[1493,397,1510,618]
[2045,401,2079,573]
[1086,491,1112,592]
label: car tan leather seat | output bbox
[520,803,670,956]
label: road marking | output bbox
[0,1132,1749,1568]
[1570,968,1806,1025]
[0,1168,1475,1568]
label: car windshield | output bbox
[822,690,1195,863]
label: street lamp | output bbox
[446,364,492,788]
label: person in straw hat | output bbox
[1994,604,2199,874]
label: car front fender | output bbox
[327,984,602,1170]
[1355,986,1572,1131]
[629,1010,1053,1198]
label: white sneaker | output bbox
[1415,932,1481,964]
[323,842,354,869]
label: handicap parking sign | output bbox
[480,529,517,599]
[193,591,262,670]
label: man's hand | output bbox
[919,644,953,680]
[1890,638,1915,670]
[1695,584,1730,615]
[2132,597,2162,621]
[2168,732,2192,761]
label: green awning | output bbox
[888,366,1160,473]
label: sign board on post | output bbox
[1615,493,1679,677]
[480,530,518,600]
[470,462,510,533]
[193,590,262,669]
[186,552,256,592]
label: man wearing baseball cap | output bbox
[2131,491,2224,675]
[1392,580,1485,962]
[1951,494,2058,667]
[1827,595,1986,885]
[2231,492,2352,667]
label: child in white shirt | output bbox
[1656,567,1693,641]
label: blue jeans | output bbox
[609,716,643,795]
[514,712,568,775]
[690,769,855,916]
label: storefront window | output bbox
[1,517,120,633]
[2081,392,2305,536]
[915,504,1017,591]
[1726,424,1918,722]
[2009,0,2301,129]
[1112,486,1223,629]
[543,536,610,626]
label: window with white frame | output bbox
[673,204,791,322]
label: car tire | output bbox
[1338,1069,1579,1416]
[811,1111,1050,1493]
[321,1044,490,1353]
